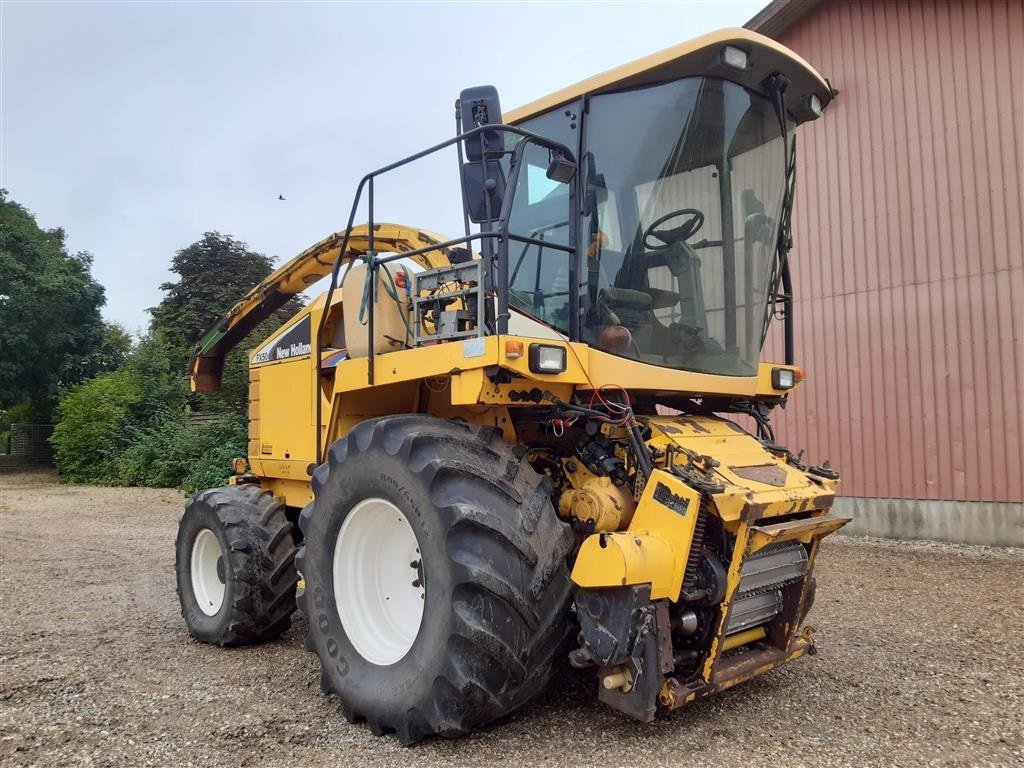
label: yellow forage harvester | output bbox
[175,28,847,744]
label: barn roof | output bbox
[745,0,824,39]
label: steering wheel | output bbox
[643,208,705,250]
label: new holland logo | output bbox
[251,316,312,364]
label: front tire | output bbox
[175,484,299,646]
[297,415,575,743]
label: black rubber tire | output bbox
[175,483,299,646]
[296,414,575,744]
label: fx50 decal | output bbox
[251,315,311,364]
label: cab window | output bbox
[505,103,579,331]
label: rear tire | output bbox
[176,484,299,646]
[297,415,575,744]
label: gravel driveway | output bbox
[1,470,1021,767]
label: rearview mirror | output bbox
[461,160,506,223]
[459,85,503,162]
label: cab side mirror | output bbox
[461,160,506,224]
[459,85,503,161]
[458,85,506,223]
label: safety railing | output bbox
[313,123,578,462]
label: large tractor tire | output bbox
[175,483,299,646]
[297,415,575,744]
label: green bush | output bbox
[51,337,193,485]
[178,419,248,493]
[51,369,140,482]
[113,414,247,493]
[47,229,300,493]
[54,367,247,491]
[52,347,246,493]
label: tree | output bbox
[66,322,135,385]
[150,232,298,354]
[0,190,108,418]
[52,232,303,488]
[149,232,302,410]
[95,322,134,371]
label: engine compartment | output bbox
[530,410,848,721]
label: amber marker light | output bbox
[505,340,524,360]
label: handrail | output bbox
[313,123,578,462]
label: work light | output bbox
[722,46,749,71]
[808,94,823,118]
[771,367,796,389]
[529,344,567,374]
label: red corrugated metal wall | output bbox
[763,0,1024,502]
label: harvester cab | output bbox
[177,28,849,743]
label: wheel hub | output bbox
[333,497,426,666]
[191,528,226,616]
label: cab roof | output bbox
[505,28,831,126]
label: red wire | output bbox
[563,338,636,426]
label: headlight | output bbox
[771,367,797,390]
[529,344,567,374]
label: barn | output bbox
[746,0,1023,545]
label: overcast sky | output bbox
[2,0,762,332]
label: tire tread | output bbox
[176,484,298,647]
[300,414,574,743]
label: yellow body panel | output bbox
[646,416,835,522]
[572,469,700,599]
[329,336,800,400]
[571,414,842,601]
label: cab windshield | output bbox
[504,77,787,376]
[581,77,787,376]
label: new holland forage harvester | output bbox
[175,28,848,743]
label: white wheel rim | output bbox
[333,497,425,666]
[191,528,226,616]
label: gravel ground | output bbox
[1,469,1022,768]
